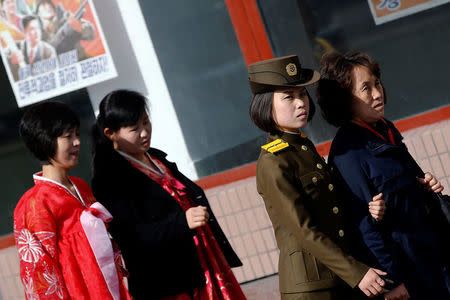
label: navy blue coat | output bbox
[328,119,449,298]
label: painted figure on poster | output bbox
[7,15,56,81]
[0,0,23,31]
[36,0,95,60]
[0,0,114,107]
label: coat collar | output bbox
[268,130,308,146]
[148,147,169,160]
[347,121,404,155]
[93,146,204,201]
[94,146,170,177]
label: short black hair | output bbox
[91,89,148,157]
[19,101,80,164]
[317,50,384,127]
[36,0,55,14]
[249,90,316,134]
[22,15,39,30]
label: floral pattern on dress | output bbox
[14,174,132,300]
[22,276,39,300]
[43,268,64,299]
[17,229,48,263]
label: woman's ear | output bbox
[103,128,115,142]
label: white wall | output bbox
[87,0,198,179]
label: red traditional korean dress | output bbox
[118,151,246,300]
[14,173,132,300]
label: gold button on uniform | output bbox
[312,177,318,183]
[316,163,323,170]
[301,145,308,151]
[328,184,334,191]
[338,229,344,237]
[332,206,339,214]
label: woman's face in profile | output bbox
[272,86,310,133]
[350,65,385,125]
[50,127,80,170]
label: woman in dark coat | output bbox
[91,90,245,300]
[317,51,449,299]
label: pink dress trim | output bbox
[80,202,120,300]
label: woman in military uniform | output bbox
[247,55,387,300]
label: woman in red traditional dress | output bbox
[14,101,132,300]
[91,90,246,300]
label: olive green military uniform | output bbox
[257,131,369,300]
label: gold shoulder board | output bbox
[261,139,282,150]
[261,139,289,154]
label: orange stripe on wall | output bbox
[224,0,273,65]
[195,162,257,191]
[196,105,450,190]
[0,234,15,249]
[394,105,450,132]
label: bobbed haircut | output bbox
[249,90,315,135]
[19,101,80,165]
[22,15,39,31]
[91,89,148,156]
[317,50,383,127]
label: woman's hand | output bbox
[369,193,386,221]
[358,268,387,297]
[418,172,444,193]
[384,283,410,300]
[185,206,209,229]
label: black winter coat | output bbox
[91,147,242,299]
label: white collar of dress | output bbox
[116,150,163,176]
[33,172,86,207]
